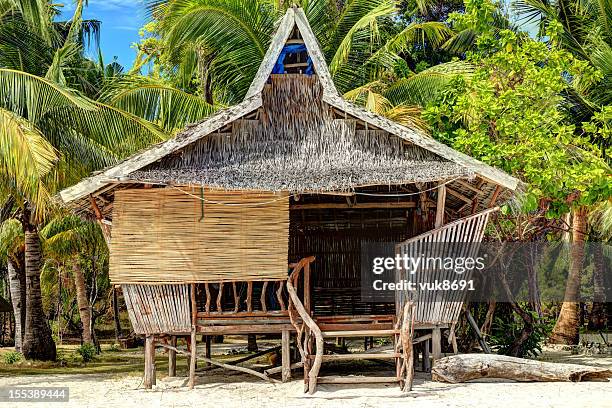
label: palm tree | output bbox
[515,0,612,123]
[0,0,166,360]
[0,216,25,351]
[40,215,107,346]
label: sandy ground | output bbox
[1,350,611,408]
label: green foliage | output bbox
[424,0,611,215]
[107,343,121,352]
[76,343,96,362]
[3,351,23,364]
[489,310,554,358]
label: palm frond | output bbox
[100,76,217,133]
[0,107,57,203]
[0,218,23,262]
[385,61,474,106]
[329,1,396,75]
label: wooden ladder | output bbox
[287,258,415,394]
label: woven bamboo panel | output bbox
[122,284,191,334]
[110,188,289,283]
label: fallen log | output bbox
[432,354,612,383]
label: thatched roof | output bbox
[130,74,471,192]
[59,7,519,216]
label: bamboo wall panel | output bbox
[122,284,191,334]
[110,188,289,283]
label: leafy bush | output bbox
[107,343,121,352]
[76,343,96,362]
[489,311,554,358]
[3,351,23,364]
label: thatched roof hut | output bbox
[59,7,520,392]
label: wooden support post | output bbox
[168,336,176,377]
[188,328,197,389]
[189,283,197,389]
[205,335,212,368]
[432,328,442,361]
[144,335,155,389]
[435,185,446,229]
[423,341,431,372]
[282,330,291,382]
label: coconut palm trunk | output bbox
[7,260,25,351]
[21,225,56,361]
[550,207,587,345]
[72,260,93,344]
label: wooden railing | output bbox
[395,207,498,326]
[286,256,322,393]
[197,279,289,316]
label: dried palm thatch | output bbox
[110,188,289,284]
[130,75,469,192]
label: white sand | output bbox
[1,351,610,408]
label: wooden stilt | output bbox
[188,328,197,389]
[144,335,155,389]
[282,330,291,382]
[168,336,176,377]
[423,341,431,372]
[205,335,212,367]
[432,328,442,361]
[189,283,197,389]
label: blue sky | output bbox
[59,0,145,69]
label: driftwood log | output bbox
[432,354,612,383]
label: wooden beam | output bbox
[290,201,417,210]
[264,362,303,376]
[489,185,502,207]
[197,324,294,334]
[435,185,446,229]
[454,179,484,195]
[446,187,473,204]
[195,355,280,383]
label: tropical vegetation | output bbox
[0,0,610,364]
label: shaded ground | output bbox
[0,342,610,408]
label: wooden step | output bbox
[321,329,398,338]
[317,375,399,384]
[309,353,400,361]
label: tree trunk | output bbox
[432,354,612,383]
[112,287,122,342]
[550,207,587,345]
[588,243,607,330]
[21,229,56,361]
[72,260,92,344]
[7,260,25,351]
